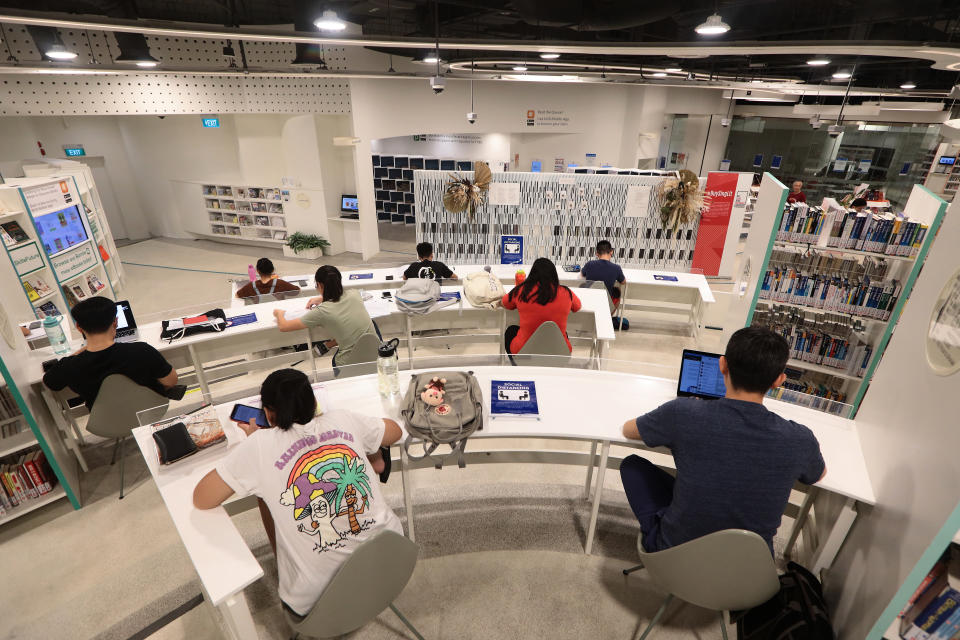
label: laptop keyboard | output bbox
[116,328,136,338]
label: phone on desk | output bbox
[230,403,269,428]
[381,291,393,299]
[562,265,581,273]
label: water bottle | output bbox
[43,315,71,355]
[247,264,257,282]
[377,338,401,397]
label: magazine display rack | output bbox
[201,184,289,245]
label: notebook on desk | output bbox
[677,349,726,399]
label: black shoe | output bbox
[378,446,392,483]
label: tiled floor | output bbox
[2,237,741,640]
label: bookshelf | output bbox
[372,155,477,225]
[923,142,960,201]
[746,187,948,416]
[0,175,118,338]
[201,185,288,245]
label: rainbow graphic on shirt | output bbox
[281,443,359,521]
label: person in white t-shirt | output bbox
[193,368,404,617]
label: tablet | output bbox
[677,349,726,399]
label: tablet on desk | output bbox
[677,349,726,399]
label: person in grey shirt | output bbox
[620,327,827,554]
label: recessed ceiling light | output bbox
[135,60,158,68]
[900,82,917,89]
[652,72,667,77]
[539,53,560,60]
[513,65,528,72]
[695,13,730,35]
[314,10,347,31]
[806,58,831,66]
[832,71,852,79]
[45,44,77,60]
[504,74,579,82]
[422,54,440,64]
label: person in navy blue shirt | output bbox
[581,240,625,304]
[620,327,826,555]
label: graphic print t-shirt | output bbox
[216,410,402,615]
[403,260,454,281]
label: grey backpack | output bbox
[400,371,484,468]
[395,278,458,315]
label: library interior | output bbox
[1,2,960,639]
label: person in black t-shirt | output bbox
[43,297,180,409]
[402,242,457,281]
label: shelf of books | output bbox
[883,539,960,640]
[747,188,947,417]
[201,185,289,244]
[0,175,117,338]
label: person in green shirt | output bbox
[274,265,380,372]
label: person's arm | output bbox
[797,429,827,485]
[617,265,626,284]
[139,345,177,390]
[273,309,308,332]
[622,418,645,442]
[569,289,583,312]
[276,279,300,294]
[623,401,677,446]
[438,262,457,280]
[195,433,259,508]
[366,419,403,474]
[193,470,236,509]
[501,291,517,310]
[42,358,71,391]
[235,283,254,299]
[157,368,178,389]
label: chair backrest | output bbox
[582,280,616,314]
[515,321,571,367]
[335,332,381,376]
[86,374,170,439]
[287,530,419,637]
[637,529,780,612]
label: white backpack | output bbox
[395,278,458,315]
[463,269,505,309]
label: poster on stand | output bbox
[22,179,80,216]
[691,172,739,276]
[500,235,523,264]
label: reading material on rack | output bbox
[0,445,59,517]
[490,380,540,418]
[777,201,928,257]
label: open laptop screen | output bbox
[116,300,137,330]
[677,349,726,399]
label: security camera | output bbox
[720,117,731,127]
[467,112,478,124]
[827,124,843,138]
[809,116,822,129]
[430,76,445,94]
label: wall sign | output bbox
[500,235,523,265]
[531,161,542,173]
[201,117,221,128]
[523,108,571,130]
[752,154,764,168]
[691,172,739,276]
[489,183,521,206]
[553,158,565,173]
[899,162,912,176]
[51,241,96,282]
[927,268,960,376]
[771,155,783,170]
[624,185,652,218]
[63,146,86,157]
[22,180,76,216]
[10,241,44,276]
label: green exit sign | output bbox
[63,146,86,157]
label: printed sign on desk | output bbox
[500,235,523,264]
[491,381,539,416]
[690,172,739,276]
[51,241,97,281]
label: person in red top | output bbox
[787,180,807,204]
[501,257,582,356]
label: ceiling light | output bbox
[513,65,528,72]
[652,72,667,77]
[665,67,682,72]
[806,58,831,66]
[539,53,560,60]
[751,79,763,84]
[695,14,730,35]
[136,60,159,68]
[832,71,852,79]
[422,54,440,64]
[504,74,579,83]
[314,10,347,31]
[45,44,77,60]
[114,33,159,68]
[900,82,916,89]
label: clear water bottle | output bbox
[377,337,401,397]
[42,315,71,355]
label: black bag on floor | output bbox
[736,561,835,640]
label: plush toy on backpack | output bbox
[421,377,450,414]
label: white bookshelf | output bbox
[200,184,288,245]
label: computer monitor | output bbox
[340,195,358,212]
[34,204,88,256]
[677,349,727,399]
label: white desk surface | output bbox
[132,365,875,606]
[230,264,715,306]
[21,285,615,385]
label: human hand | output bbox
[306,296,323,309]
[273,308,285,320]
[239,418,259,436]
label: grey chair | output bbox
[624,529,780,640]
[514,321,572,367]
[334,332,382,377]
[86,374,170,499]
[286,529,424,640]
[582,280,617,314]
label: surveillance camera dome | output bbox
[467,112,478,124]
[720,117,731,127]
[430,76,445,94]
[827,124,843,138]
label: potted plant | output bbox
[284,232,330,260]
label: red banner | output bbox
[690,172,739,276]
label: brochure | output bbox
[490,380,539,418]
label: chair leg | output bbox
[117,438,126,500]
[719,611,729,640]
[110,437,122,465]
[637,594,673,640]
[622,562,645,575]
[389,603,425,640]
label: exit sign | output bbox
[63,146,85,157]
[201,117,220,128]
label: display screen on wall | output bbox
[752,154,764,167]
[771,155,783,169]
[34,204,88,256]
[341,195,359,212]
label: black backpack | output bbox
[736,562,835,640]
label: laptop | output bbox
[677,349,726,399]
[114,300,140,342]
